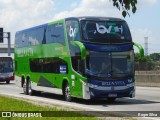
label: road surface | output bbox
[0,81,160,119]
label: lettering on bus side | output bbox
[17,48,34,57]
[101,81,125,86]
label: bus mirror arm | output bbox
[134,42,144,59]
[71,41,86,60]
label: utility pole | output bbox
[7,32,11,56]
[0,28,3,43]
[0,28,11,56]
[144,37,148,56]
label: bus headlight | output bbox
[87,83,98,88]
[80,80,98,88]
[126,83,134,87]
[128,78,133,83]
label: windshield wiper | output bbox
[86,70,112,77]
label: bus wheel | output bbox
[107,98,116,103]
[28,80,33,96]
[23,81,29,95]
[6,80,10,84]
[28,80,37,96]
[64,83,72,102]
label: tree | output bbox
[134,53,151,62]
[134,53,155,71]
[150,53,160,61]
[110,0,137,17]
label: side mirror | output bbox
[134,42,144,58]
[71,41,86,60]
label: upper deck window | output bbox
[15,27,46,48]
[46,23,65,45]
[81,20,132,44]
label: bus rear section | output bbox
[0,57,14,84]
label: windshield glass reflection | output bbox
[85,51,133,79]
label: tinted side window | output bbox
[15,33,22,48]
[65,20,83,75]
[43,57,67,74]
[28,30,37,46]
[30,57,68,74]
[46,23,65,45]
[15,32,28,48]
[15,27,46,48]
[30,58,43,72]
[28,27,45,46]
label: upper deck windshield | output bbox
[0,57,13,73]
[81,20,132,44]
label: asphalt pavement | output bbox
[0,81,160,119]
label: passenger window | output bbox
[15,27,46,47]
[30,57,68,74]
[46,23,65,45]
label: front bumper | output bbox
[0,77,10,82]
[0,72,14,82]
[89,86,135,98]
[0,77,14,82]
[81,79,135,99]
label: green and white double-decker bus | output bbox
[15,17,144,102]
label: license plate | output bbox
[108,93,117,97]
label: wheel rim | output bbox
[65,85,71,101]
[23,82,26,93]
[28,82,32,94]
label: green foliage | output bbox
[111,0,137,17]
[134,53,160,71]
[150,53,160,61]
[134,53,151,62]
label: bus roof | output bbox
[65,16,125,21]
[16,23,47,33]
[16,16,124,34]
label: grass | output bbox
[0,95,98,120]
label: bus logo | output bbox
[96,23,123,34]
[69,26,76,37]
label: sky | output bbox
[0,0,160,54]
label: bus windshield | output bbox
[0,57,13,73]
[85,51,134,79]
[81,20,132,44]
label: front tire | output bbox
[6,80,10,84]
[28,79,39,96]
[64,83,72,102]
[28,80,33,96]
[23,81,29,95]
